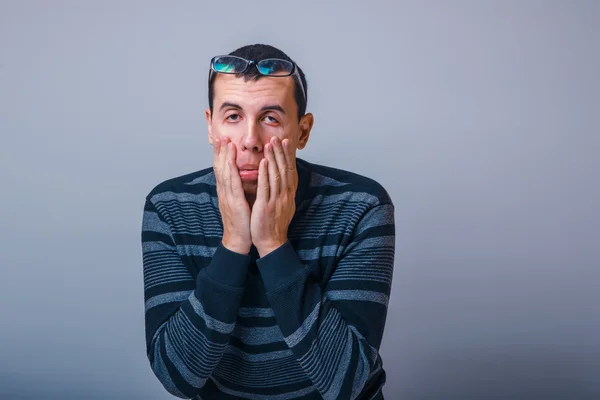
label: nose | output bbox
[240,122,263,153]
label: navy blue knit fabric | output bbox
[141,157,395,399]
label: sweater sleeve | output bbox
[256,202,395,400]
[141,198,251,399]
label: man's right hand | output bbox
[213,137,252,255]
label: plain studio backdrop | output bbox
[0,1,598,399]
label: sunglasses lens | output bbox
[212,56,247,73]
[257,59,294,76]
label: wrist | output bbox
[256,240,287,258]
[222,237,251,255]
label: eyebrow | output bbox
[219,102,242,111]
[219,102,286,115]
[260,105,286,114]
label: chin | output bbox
[242,181,258,193]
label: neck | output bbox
[246,194,256,210]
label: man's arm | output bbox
[142,197,250,399]
[256,202,395,400]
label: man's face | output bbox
[206,73,312,199]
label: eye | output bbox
[226,114,240,122]
[263,115,279,124]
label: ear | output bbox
[205,108,213,145]
[296,113,314,150]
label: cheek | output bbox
[213,124,245,142]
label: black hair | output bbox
[208,44,308,122]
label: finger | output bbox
[271,137,289,191]
[282,138,296,172]
[221,138,230,186]
[227,142,243,195]
[266,142,280,198]
[256,157,269,204]
[213,138,221,185]
[282,138,293,167]
[282,138,297,189]
[219,137,229,174]
[213,138,221,158]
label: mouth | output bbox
[238,163,260,171]
[237,164,260,181]
[239,169,259,181]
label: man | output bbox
[141,44,395,400]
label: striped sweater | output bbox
[141,157,396,399]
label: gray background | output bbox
[0,0,598,399]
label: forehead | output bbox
[213,74,296,110]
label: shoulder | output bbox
[144,166,215,205]
[299,158,393,208]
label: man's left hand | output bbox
[251,137,298,257]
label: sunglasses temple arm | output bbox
[294,66,306,104]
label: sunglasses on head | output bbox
[208,55,306,101]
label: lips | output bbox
[238,164,260,170]
[239,167,260,181]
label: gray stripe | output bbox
[185,173,216,186]
[233,325,285,346]
[331,270,391,278]
[188,294,236,334]
[299,310,343,388]
[291,236,394,260]
[145,290,193,311]
[349,326,371,399]
[309,172,352,188]
[335,258,394,268]
[330,276,391,285]
[294,244,343,259]
[172,313,228,371]
[151,334,187,398]
[143,241,176,252]
[224,347,293,362]
[145,276,192,291]
[210,376,317,400]
[289,229,353,241]
[172,227,223,236]
[331,270,392,279]
[341,236,396,254]
[238,307,275,318]
[143,210,173,236]
[326,290,389,306]
[176,244,216,258]
[285,301,320,348]
[164,332,207,388]
[145,270,192,285]
[321,328,353,400]
[296,206,363,223]
[305,192,380,207]
[215,356,306,387]
[290,223,356,236]
[150,191,214,205]
[354,203,395,235]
